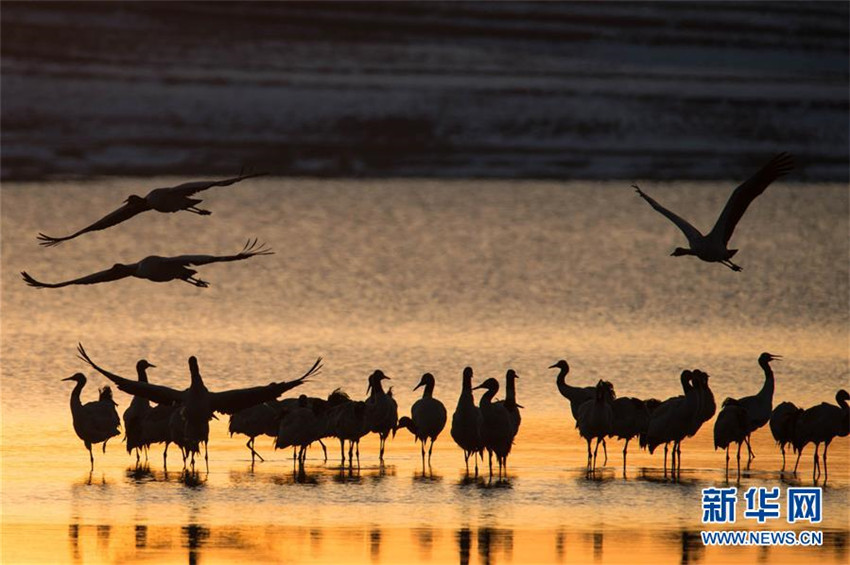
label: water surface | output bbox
[1,178,847,563]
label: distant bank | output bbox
[2,2,847,181]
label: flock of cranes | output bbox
[26,153,848,482]
[63,347,848,483]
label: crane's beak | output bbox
[472,383,485,390]
[366,383,372,395]
[382,375,391,380]
[548,363,558,369]
[61,376,76,381]
[769,354,782,361]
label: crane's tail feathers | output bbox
[36,233,67,247]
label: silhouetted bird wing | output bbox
[633,185,703,244]
[77,343,185,404]
[21,263,136,289]
[165,239,273,267]
[37,199,151,247]
[164,173,268,197]
[708,153,793,244]
[209,357,323,415]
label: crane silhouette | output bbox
[769,401,803,472]
[576,380,615,473]
[121,359,156,465]
[728,353,781,461]
[792,389,849,482]
[364,370,398,463]
[642,371,700,477]
[474,378,515,479]
[275,394,324,469]
[22,239,272,289]
[228,402,280,463]
[713,398,750,480]
[607,396,651,473]
[450,367,484,475]
[551,359,610,464]
[500,370,522,437]
[633,152,793,271]
[62,373,121,469]
[77,343,321,470]
[37,173,267,246]
[326,390,368,468]
[395,373,447,467]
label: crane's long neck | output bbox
[505,376,516,403]
[190,368,207,393]
[69,380,85,411]
[556,366,577,400]
[757,359,775,401]
[479,387,497,408]
[458,375,474,407]
[421,381,434,399]
[137,367,149,383]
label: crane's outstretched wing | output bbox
[209,357,323,415]
[633,184,703,244]
[167,239,274,267]
[166,173,269,197]
[77,343,185,404]
[22,263,135,289]
[37,199,151,247]
[709,153,794,244]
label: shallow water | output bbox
[1,178,848,563]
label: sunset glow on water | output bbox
[1,178,847,563]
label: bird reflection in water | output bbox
[135,524,147,549]
[678,529,704,565]
[457,527,472,565]
[183,523,210,565]
[369,526,381,563]
[415,526,435,560]
[477,527,514,565]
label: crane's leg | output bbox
[164,442,169,471]
[676,442,682,475]
[474,451,479,476]
[356,440,361,468]
[724,446,730,479]
[671,442,677,477]
[339,439,345,466]
[780,444,786,472]
[602,438,608,466]
[348,442,354,470]
[586,439,593,472]
[793,448,803,475]
[420,440,425,468]
[663,444,668,478]
[736,442,742,481]
[813,444,820,482]
[488,449,493,478]
[88,445,94,470]
[186,206,212,216]
[823,442,830,483]
[182,276,210,288]
[503,456,507,479]
[623,438,630,476]
[428,438,435,467]
[592,438,601,471]
[745,435,755,461]
[136,448,141,466]
[144,445,150,464]
[463,451,470,475]
[721,260,743,272]
[319,439,328,462]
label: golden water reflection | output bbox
[3,522,842,564]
